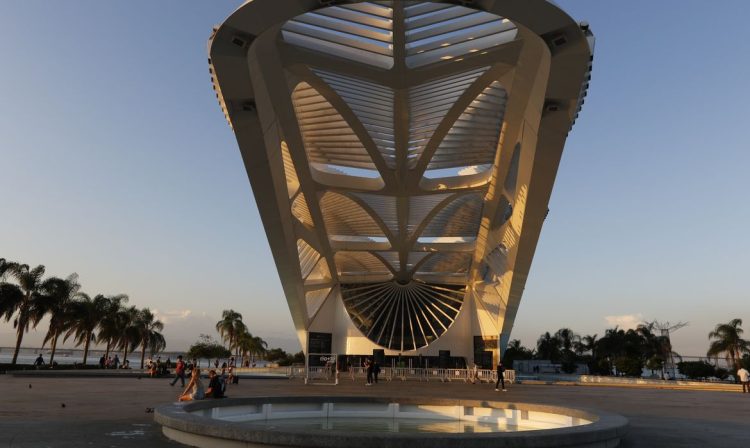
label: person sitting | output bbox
[205,369,225,399]
[227,365,235,386]
[178,368,205,402]
[147,360,157,377]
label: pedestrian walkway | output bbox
[0,375,748,447]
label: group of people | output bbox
[98,354,129,369]
[178,368,225,401]
[145,356,173,377]
[172,356,239,401]
[362,358,381,385]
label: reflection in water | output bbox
[243,417,551,433]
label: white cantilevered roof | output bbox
[209,0,594,352]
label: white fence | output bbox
[334,366,515,384]
[229,365,516,385]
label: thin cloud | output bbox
[604,313,644,330]
[153,309,192,324]
[457,165,481,175]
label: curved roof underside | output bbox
[209,0,594,352]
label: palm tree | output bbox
[64,294,108,365]
[216,310,247,356]
[0,264,49,364]
[236,330,267,365]
[147,331,167,360]
[579,334,598,357]
[96,295,129,360]
[555,328,580,353]
[536,332,561,362]
[638,323,681,379]
[0,258,14,280]
[135,308,165,368]
[707,319,750,371]
[40,274,81,365]
[115,306,141,365]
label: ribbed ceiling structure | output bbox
[209,0,594,356]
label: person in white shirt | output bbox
[737,367,750,393]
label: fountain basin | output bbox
[155,396,627,447]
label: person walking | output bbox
[365,358,373,386]
[495,361,507,392]
[373,360,381,384]
[738,366,750,393]
[113,354,120,369]
[170,355,186,387]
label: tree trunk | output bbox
[49,331,59,365]
[140,344,146,369]
[82,332,91,366]
[11,322,25,365]
[105,341,111,360]
[123,339,129,364]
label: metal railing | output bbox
[337,366,515,384]
[227,365,516,385]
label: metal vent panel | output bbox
[292,82,379,171]
[314,70,396,168]
[427,81,507,171]
[408,67,488,168]
[342,281,465,350]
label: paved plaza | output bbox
[0,375,747,447]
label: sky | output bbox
[1,1,748,356]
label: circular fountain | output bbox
[155,396,627,447]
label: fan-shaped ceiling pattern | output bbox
[291,82,378,172]
[483,244,508,283]
[407,193,452,235]
[408,68,488,168]
[416,252,473,276]
[305,287,331,320]
[349,193,399,236]
[280,2,516,69]
[291,193,313,227]
[426,81,507,172]
[404,2,517,67]
[281,2,394,69]
[406,252,431,271]
[334,251,392,277]
[320,192,385,238]
[314,69,396,168]
[375,251,400,272]
[297,239,321,279]
[342,281,465,350]
[306,257,332,284]
[420,192,484,238]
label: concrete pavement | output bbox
[0,375,748,447]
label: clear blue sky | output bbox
[1,1,748,355]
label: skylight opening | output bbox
[330,235,390,244]
[311,163,382,179]
[423,164,492,179]
[416,237,476,244]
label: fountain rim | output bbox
[155,395,628,448]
